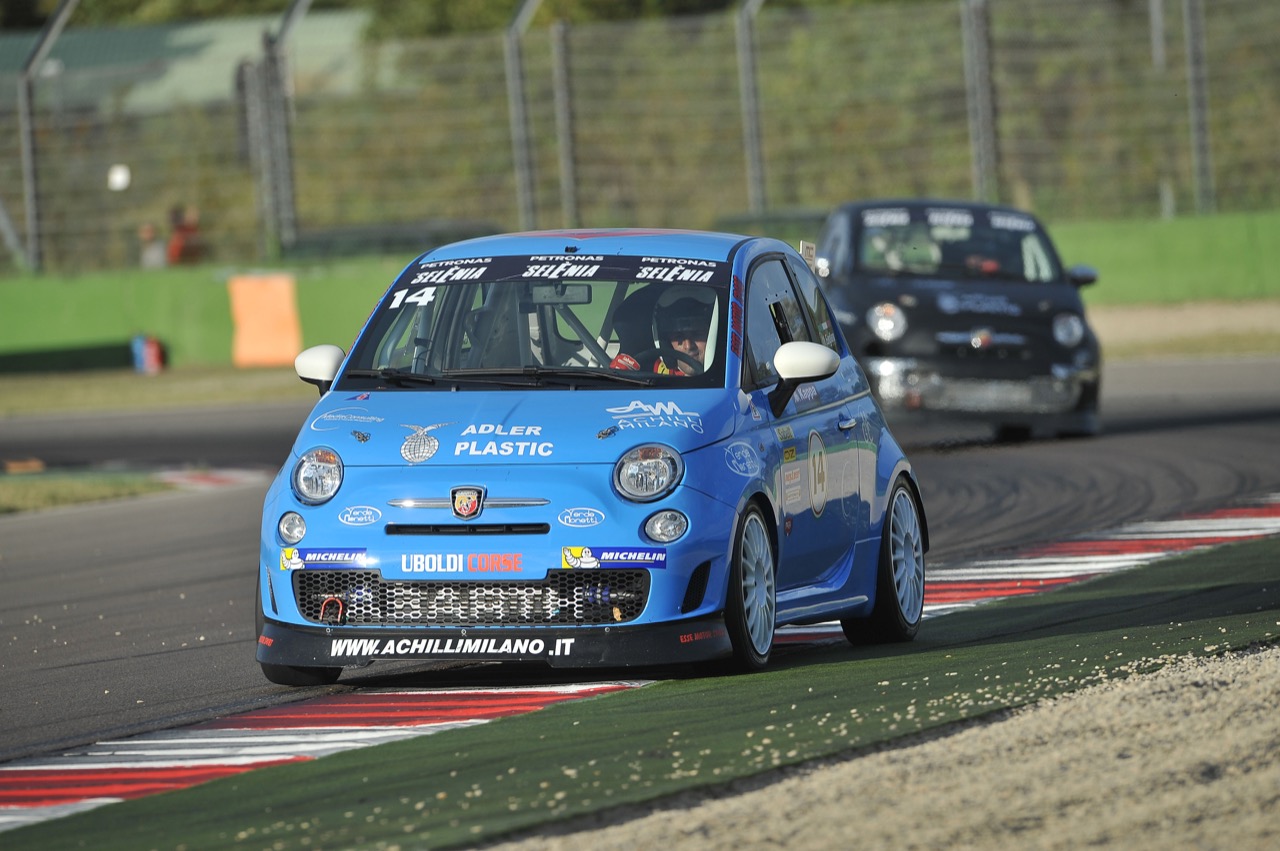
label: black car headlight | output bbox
[614,444,683,502]
[867,302,907,342]
[1053,313,1086,347]
[292,447,344,505]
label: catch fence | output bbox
[1,0,1276,273]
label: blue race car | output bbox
[257,229,928,685]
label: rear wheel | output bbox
[842,478,925,644]
[256,578,342,686]
[724,504,776,671]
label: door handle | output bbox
[838,418,857,431]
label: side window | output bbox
[785,255,841,354]
[743,258,809,387]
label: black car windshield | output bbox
[856,206,1062,283]
[340,254,731,390]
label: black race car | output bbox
[815,199,1101,441]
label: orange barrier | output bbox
[227,274,302,367]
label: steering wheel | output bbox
[635,346,704,376]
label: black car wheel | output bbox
[724,504,776,671]
[842,477,925,644]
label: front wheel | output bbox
[256,577,342,686]
[724,504,776,671]
[842,478,925,644]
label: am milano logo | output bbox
[606,400,704,433]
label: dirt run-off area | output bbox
[491,645,1280,850]
[488,302,1280,851]
[1087,299,1280,359]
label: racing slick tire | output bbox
[724,503,777,671]
[842,477,925,644]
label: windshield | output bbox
[341,253,731,390]
[856,206,1062,282]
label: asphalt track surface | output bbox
[2,357,1278,766]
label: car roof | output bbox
[415,228,760,265]
[833,197,1047,222]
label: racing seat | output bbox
[610,284,669,360]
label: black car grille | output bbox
[293,569,649,626]
[385,523,551,536]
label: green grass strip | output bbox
[8,537,1279,850]
[0,471,173,514]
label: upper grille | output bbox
[385,523,551,536]
[293,569,649,626]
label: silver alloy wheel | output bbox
[888,486,925,624]
[739,510,776,655]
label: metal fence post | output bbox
[962,0,998,203]
[17,0,81,272]
[736,0,767,215]
[506,0,542,231]
[1182,0,1215,214]
[551,21,579,228]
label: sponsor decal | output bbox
[597,426,618,439]
[338,505,382,526]
[461,423,543,436]
[926,208,974,228]
[328,636,576,658]
[724,441,761,477]
[351,430,370,443]
[523,258,602,279]
[561,546,667,569]
[561,546,600,568]
[400,552,523,573]
[989,212,1036,232]
[679,626,726,644]
[310,407,384,431]
[559,507,606,528]
[774,425,795,441]
[783,446,797,463]
[635,263,717,284]
[409,264,488,285]
[281,547,367,570]
[347,393,371,401]
[794,384,818,403]
[454,440,553,457]
[606,400,703,434]
[862,208,910,227]
[401,422,453,463]
[937,292,1021,317]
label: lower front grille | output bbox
[293,569,650,626]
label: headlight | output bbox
[867,302,907,342]
[1053,313,1085,347]
[614,444,683,502]
[291,447,343,505]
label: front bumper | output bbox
[257,613,734,670]
[867,357,1098,417]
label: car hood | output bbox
[293,389,738,466]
